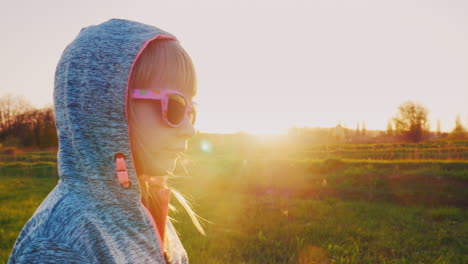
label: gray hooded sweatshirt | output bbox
[8,18,189,264]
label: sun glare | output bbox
[200,139,213,153]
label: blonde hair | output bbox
[128,38,207,236]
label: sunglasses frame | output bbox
[131,88,196,128]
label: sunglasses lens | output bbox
[167,94,187,125]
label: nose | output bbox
[177,114,197,138]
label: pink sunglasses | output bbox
[131,89,196,127]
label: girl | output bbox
[8,18,206,264]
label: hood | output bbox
[53,18,178,205]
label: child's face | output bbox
[130,78,197,176]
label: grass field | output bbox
[0,141,467,263]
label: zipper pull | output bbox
[114,152,130,188]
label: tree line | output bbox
[0,94,56,149]
[387,100,466,142]
[0,94,467,150]
[290,100,466,144]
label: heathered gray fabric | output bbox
[8,18,189,264]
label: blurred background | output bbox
[1,1,467,263]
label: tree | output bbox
[0,93,34,136]
[386,120,394,136]
[0,94,57,148]
[436,119,442,137]
[392,101,430,142]
[449,114,467,140]
[355,122,360,136]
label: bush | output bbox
[1,146,17,155]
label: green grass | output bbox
[0,166,58,262]
[0,147,467,263]
[171,185,467,264]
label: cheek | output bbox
[135,102,165,129]
[133,103,171,151]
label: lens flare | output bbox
[200,139,212,153]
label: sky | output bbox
[1,0,467,134]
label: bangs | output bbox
[129,39,197,98]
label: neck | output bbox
[140,173,168,188]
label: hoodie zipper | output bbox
[141,202,170,263]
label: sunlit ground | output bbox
[1,138,467,263]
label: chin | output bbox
[154,158,177,174]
